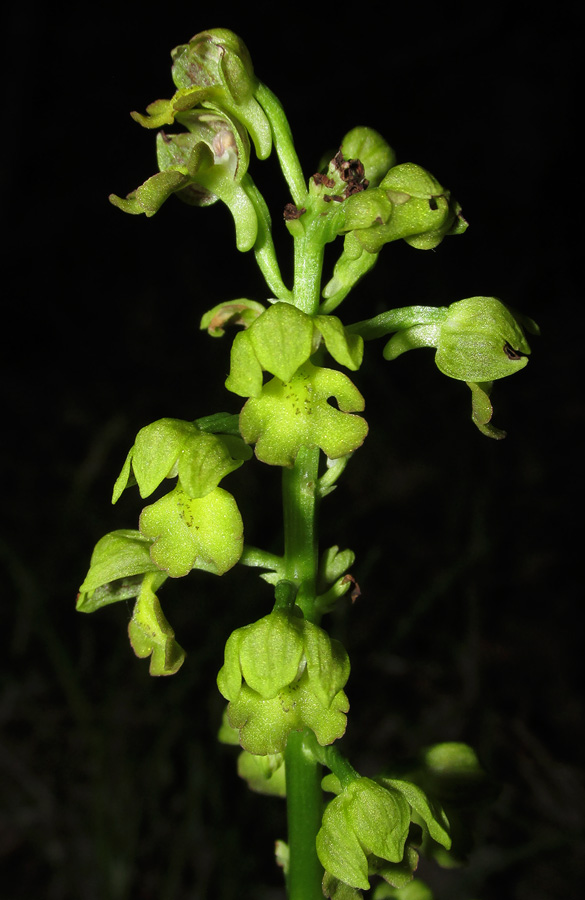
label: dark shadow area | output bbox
[2,3,583,898]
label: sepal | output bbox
[225,302,364,399]
[112,417,250,503]
[77,529,165,613]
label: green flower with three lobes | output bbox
[217,605,350,755]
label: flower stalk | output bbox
[78,26,536,900]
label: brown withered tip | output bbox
[283,203,306,220]
[342,573,361,603]
[312,172,336,189]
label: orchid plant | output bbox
[77,28,537,900]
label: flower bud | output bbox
[350,163,467,253]
[340,127,397,187]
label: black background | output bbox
[2,2,583,899]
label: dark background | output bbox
[2,2,583,898]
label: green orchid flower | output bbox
[217,605,350,755]
[170,28,272,159]
[112,416,251,504]
[349,297,538,438]
[317,776,451,895]
[109,108,258,250]
[321,162,466,312]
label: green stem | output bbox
[282,445,320,622]
[243,174,294,301]
[293,232,325,315]
[285,730,324,900]
[282,446,324,898]
[255,82,307,207]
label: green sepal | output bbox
[239,361,368,467]
[342,187,394,233]
[200,298,266,336]
[237,750,287,796]
[317,778,411,891]
[128,572,185,676]
[225,328,265,398]
[129,86,223,129]
[77,529,165,613]
[139,485,243,577]
[112,417,250,504]
[226,303,364,399]
[303,624,351,708]
[220,610,305,701]
[433,297,533,382]
[376,778,451,851]
[248,302,314,383]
